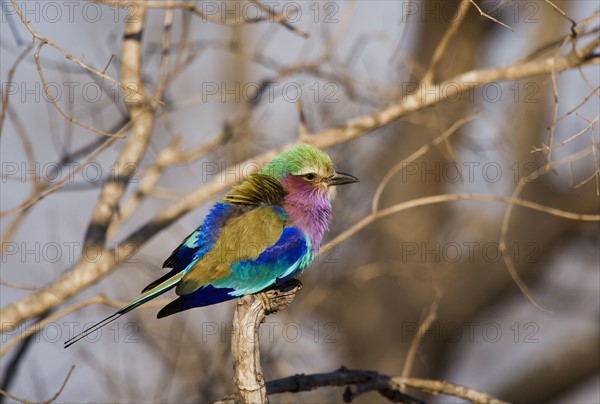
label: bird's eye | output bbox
[304,173,317,181]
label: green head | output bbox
[259,144,332,179]
[259,144,358,190]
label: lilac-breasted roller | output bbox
[65,144,358,347]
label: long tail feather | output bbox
[64,272,184,348]
[63,312,123,348]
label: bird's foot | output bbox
[257,279,303,314]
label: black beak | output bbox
[326,171,359,186]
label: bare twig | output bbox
[319,192,600,259]
[0,365,75,404]
[93,0,307,36]
[401,288,442,378]
[0,106,44,249]
[554,86,599,124]
[372,113,479,212]
[0,280,38,291]
[391,376,508,404]
[421,0,470,85]
[33,43,124,138]
[9,0,162,108]
[468,0,514,32]
[543,0,577,30]
[154,2,175,102]
[39,365,75,404]
[249,0,308,37]
[106,137,181,238]
[0,134,121,218]
[543,34,573,167]
[106,131,226,239]
[499,145,599,312]
[0,43,34,137]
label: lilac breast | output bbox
[280,176,332,249]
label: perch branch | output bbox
[231,279,303,404]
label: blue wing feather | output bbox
[156,226,311,317]
[143,203,247,293]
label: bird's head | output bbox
[259,144,358,198]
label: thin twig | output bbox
[543,0,577,30]
[401,288,442,378]
[544,35,572,168]
[0,365,75,404]
[0,280,38,291]
[34,42,124,138]
[106,137,181,238]
[421,0,470,85]
[372,113,479,212]
[468,0,515,32]
[154,2,175,102]
[9,0,162,106]
[0,133,122,218]
[498,146,599,312]
[94,0,307,36]
[39,365,75,404]
[319,191,600,259]
[0,107,44,249]
[0,43,34,137]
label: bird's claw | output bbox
[257,279,303,314]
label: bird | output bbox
[64,144,358,348]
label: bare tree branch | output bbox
[264,367,508,404]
